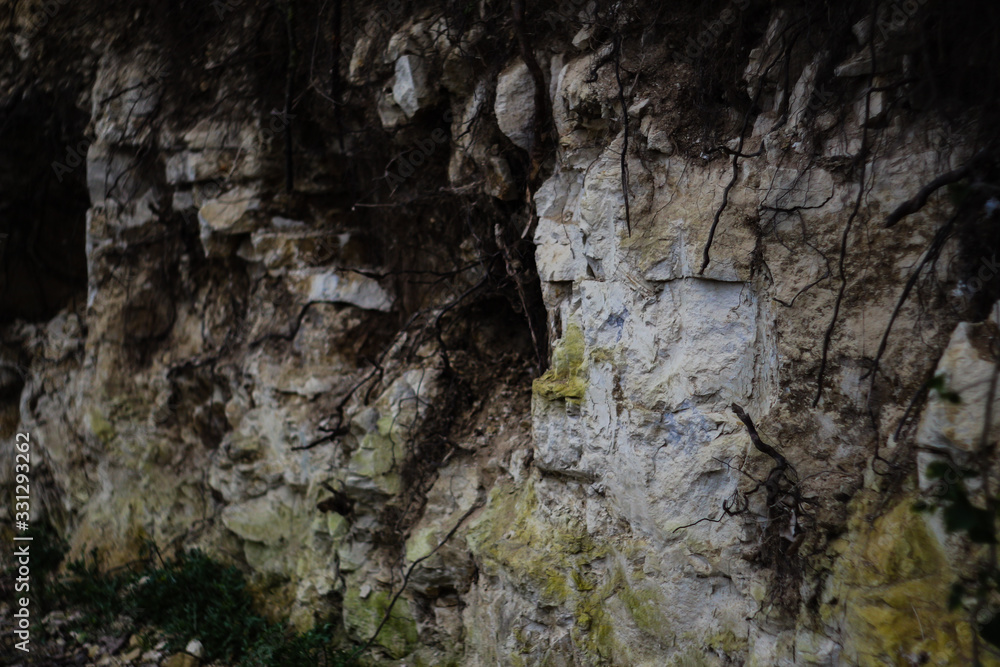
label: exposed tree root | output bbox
[862,210,959,391]
[676,404,814,572]
[884,149,991,228]
[613,34,632,236]
[352,500,482,661]
[813,16,877,407]
[699,138,764,275]
[698,19,800,275]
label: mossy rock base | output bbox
[828,493,1000,666]
[343,589,419,660]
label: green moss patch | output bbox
[533,322,587,403]
[342,589,419,660]
[467,476,688,663]
[828,494,1000,666]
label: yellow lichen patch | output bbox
[589,346,617,366]
[620,583,672,639]
[405,525,440,563]
[829,493,1000,666]
[468,476,692,663]
[87,408,116,445]
[704,629,747,656]
[342,588,419,660]
[533,322,587,403]
[349,416,403,495]
[574,559,675,660]
[68,511,150,569]
[467,477,600,606]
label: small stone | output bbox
[184,639,204,659]
[348,33,377,85]
[572,25,594,50]
[627,98,650,118]
[197,186,260,234]
[392,55,435,118]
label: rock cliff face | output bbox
[4,0,1000,664]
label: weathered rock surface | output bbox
[494,59,536,151]
[2,1,999,666]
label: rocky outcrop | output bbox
[3,0,1000,664]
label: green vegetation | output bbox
[0,522,69,647]
[914,459,1000,655]
[927,372,962,404]
[532,322,587,403]
[910,374,1000,661]
[51,545,356,666]
[58,549,134,627]
[21,523,69,615]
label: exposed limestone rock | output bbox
[917,313,1000,455]
[822,493,997,666]
[198,186,261,234]
[343,588,419,659]
[346,367,442,495]
[287,269,393,312]
[237,227,344,272]
[392,54,435,118]
[4,3,1000,666]
[90,51,162,147]
[403,461,479,594]
[377,81,409,128]
[494,59,536,151]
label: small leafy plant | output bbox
[914,458,1000,654]
[914,461,994,544]
[928,372,962,404]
